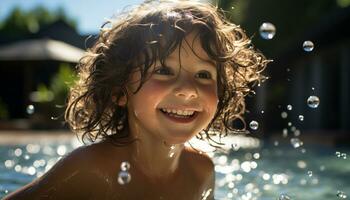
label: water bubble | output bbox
[279,193,292,200]
[290,138,303,148]
[120,161,130,171]
[117,171,131,185]
[303,40,314,52]
[56,145,67,156]
[281,112,288,119]
[259,22,276,40]
[261,110,265,114]
[282,129,288,137]
[341,153,347,159]
[26,105,35,115]
[298,115,304,121]
[294,129,301,137]
[287,105,292,111]
[249,120,259,130]
[307,96,320,108]
[336,151,341,158]
[320,165,326,171]
[288,122,292,127]
[307,171,313,177]
[337,191,347,199]
[311,87,315,90]
[274,141,279,146]
[14,148,23,157]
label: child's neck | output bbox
[128,125,185,181]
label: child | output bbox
[4,0,268,199]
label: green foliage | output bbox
[50,63,77,105]
[34,63,77,104]
[337,0,350,7]
[0,5,77,36]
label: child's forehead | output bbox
[164,32,215,66]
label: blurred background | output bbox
[0,0,349,146]
[0,0,349,199]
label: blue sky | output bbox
[0,0,145,34]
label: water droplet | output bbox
[261,110,265,114]
[307,171,313,177]
[259,22,276,40]
[287,105,292,110]
[303,40,314,52]
[26,105,35,115]
[56,145,67,156]
[336,151,341,158]
[120,161,130,171]
[307,95,320,108]
[341,153,347,159]
[274,141,279,146]
[290,138,303,148]
[298,115,304,121]
[117,171,131,185]
[311,87,315,90]
[249,120,259,130]
[319,165,326,171]
[301,148,306,153]
[288,122,292,127]
[337,191,347,199]
[279,193,292,200]
[281,112,288,119]
[282,128,288,137]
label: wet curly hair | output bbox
[65,0,270,146]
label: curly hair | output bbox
[65,0,270,146]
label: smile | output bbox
[159,108,198,123]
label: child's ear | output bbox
[117,95,127,106]
[112,88,127,106]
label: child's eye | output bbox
[195,70,212,79]
[154,66,174,75]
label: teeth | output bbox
[161,108,195,116]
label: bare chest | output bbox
[90,168,204,200]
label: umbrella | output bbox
[0,39,85,63]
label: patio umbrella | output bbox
[0,39,85,62]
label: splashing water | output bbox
[290,138,303,148]
[120,161,130,171]
[298,115,304,121]
[303,40,314,52]
[117,171,131,185]
[26,105,35,115]
[249,120,259,130]
[337,191,347,199]
[259,22,276,40]
[307,171,313,177]
[307,96,320,108]
[279,193,292,200]
[281,112,288,119]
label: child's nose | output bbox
[173,75,198,100]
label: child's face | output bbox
[126,32,218,144]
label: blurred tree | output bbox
[0,5,77,37]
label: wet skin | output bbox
[3,32,216,200]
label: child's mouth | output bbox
[159,108,198,123]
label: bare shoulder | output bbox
[3,141,116,200]
[182,147,214,175]
[181,147,215,199]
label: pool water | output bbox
[0,137,349,200]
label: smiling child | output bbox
[4,0,268,199]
